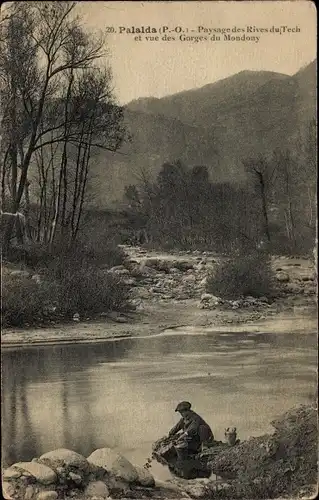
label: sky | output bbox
[78,1,316,104]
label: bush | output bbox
[1,269,130,327]
[206,251,275,299]
[5,239,127,271]
[56,269,130,317]
[2,241,130,327]
[1,273,59,327]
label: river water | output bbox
[2,329,317,480]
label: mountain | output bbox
[87,60,316,207]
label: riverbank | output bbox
[1,246,317,348]
[2,403,317,500]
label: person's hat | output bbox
[175,401,192,412]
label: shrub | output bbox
[74,239,127,269]
[2,241,130,327]
[206,251,275,299]
[56,269,130,317]
[1,274,59,327]
[5,238,127,271]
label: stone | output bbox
[183,482,207,498]
[123,278,136,286]
[169,267,180,274]
[139,265,157,277]
[31,274,41,284]
[87,448,138,483]
[24,485,35,500]
[39,449,89,473]
[68,471,82,485]
[84,481,110,498]
[134,465,155,487]
[10,270,30,278]
[107,312,128,323]
[183,274,196,283]
[37,491,58,500]
[110,268,130,276]
[3,466,22,480]
[12,462,57,485]
[276,271,290,283]
[200,293,214,301]
[2,481,16,500]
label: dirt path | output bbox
[2,246,317,347]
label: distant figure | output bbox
[168,401,214,460]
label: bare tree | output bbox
[0,1,125,252]
[242,156,276,244]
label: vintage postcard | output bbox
[1,1,317,499]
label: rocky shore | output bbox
[2,246,317,347]
[2,404,317,500]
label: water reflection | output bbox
[1,331,317,476]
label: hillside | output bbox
[87,60,316,207]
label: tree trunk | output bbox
[258,174,271,243]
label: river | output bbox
[2,329,317,480]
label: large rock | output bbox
[84,480,110,498]
[2,481,15,500]
[134,465,155,487]
[39,448,89,473]
[3,466,22,480]
[12,461,57,485]
[87,448,138,483]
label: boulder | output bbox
[3,466,22,480]
[39,449,89,474]
[2,481,15,500]
[134,465,155,487]
[84,480,110,498]
[87,448,138,483]
[12,461,57,485]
